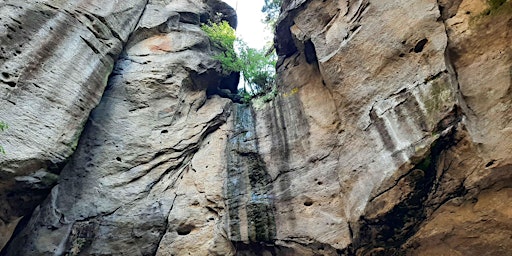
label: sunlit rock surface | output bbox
[1,0,511,255]
[0,0,147,249]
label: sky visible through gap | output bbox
[223,0,273,50]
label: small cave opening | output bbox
[485,159,496,168]
[413,38,428,53]
[206,71,242,102]
[304,39,318,64]
[304,199,314,206]
[176,224,195,236]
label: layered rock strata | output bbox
[0,0,511,255]
[0,0,148,249]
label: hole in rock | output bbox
[317,181,323,185]
[2,72,9,79]
[304,199,313,207]
[413,38,428,53]
[485,159,496,168]
[399,53,405,57]
[161,130,168,134]
[304,39,318,64]
[205,71,240,102]
[116,157,122,162]
[176,224,194,235]
[5,81,16,87]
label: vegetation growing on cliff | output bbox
[262,0,281,28]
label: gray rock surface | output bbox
[1,0,237,254]
[0,0,147,249]
[1,0,511,255]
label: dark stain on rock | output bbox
[370,108,396,152]
[343,126,465,255]
[226,104,276,243]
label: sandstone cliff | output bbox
[0,0,511,255]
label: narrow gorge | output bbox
[0,0,511,255]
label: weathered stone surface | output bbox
[259,0,511,254]
[0,0,147,249]
[1,0,511,255]
[1,0,236,254]
[263,0,459,253]
[399,1,512,255]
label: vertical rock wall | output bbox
[0,0,511,255]
[1,0,238,255]
[226,104,276,244]
[0,0,148,249]
[262,0,512,254]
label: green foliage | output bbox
[0,121,7,154]
[237,42,276,94]
[238,89,253,104]
[474,0,511,18]
[201,21,242,73]
[201,21,236,50]
[201,21,277,99]
[488,0,507,10]
[262,0,281,28]
[253,86,278,109]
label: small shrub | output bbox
[201,21,236,50]
[201,21,277,99]
[237,42,276,94]
[201,21,242,73]
[238,89,253,104]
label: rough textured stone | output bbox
[0,0,147,250]
[1,0,511,255]
[259,0,511,254]
[1,0,236,254]
[400,1,512,255]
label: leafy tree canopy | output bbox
[262,0,281,28]
[201,21,276,96]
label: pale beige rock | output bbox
[400,1,512,254]
[0,0,147,249]
[1,0,236,254]
[261,0,459,253]
[1,0,511,255]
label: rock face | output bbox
[0,0,148,249]
[1,0,511,255]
